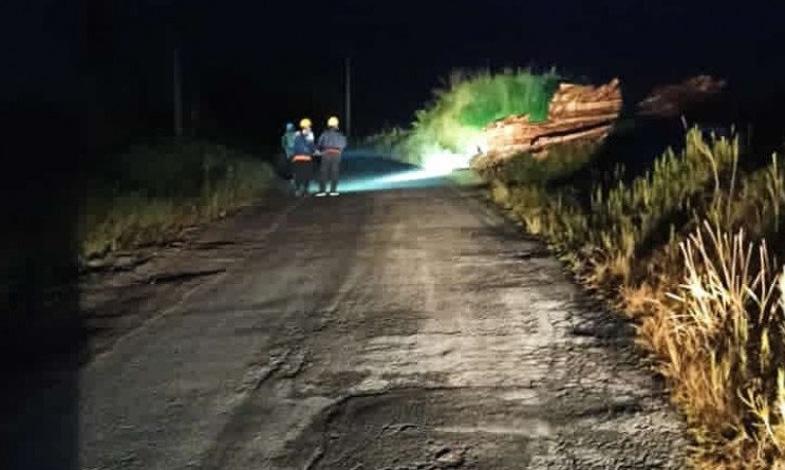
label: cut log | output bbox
[479,78,623,164]
[549,79,623,119]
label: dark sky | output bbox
[181,0,785,140]
[5,0,785,150]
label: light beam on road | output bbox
[338,145,480,193]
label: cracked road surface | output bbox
[28,161,687,469]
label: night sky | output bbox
[4,0,785,153]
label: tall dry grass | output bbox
[484,128,785,467]
[79,140,274,259]
[646,222,785,468]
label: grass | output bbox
[481,127,785,468]
[366,69,560,166]
[79,140,275,259]
[483,140,601,186]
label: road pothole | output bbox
[142,268,226,285]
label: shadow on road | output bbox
[1,112,82,469]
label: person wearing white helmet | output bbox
[315,116,347,197]
[290,118,317,196]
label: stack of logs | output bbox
[480,78,623,163]
[637,75,726,118]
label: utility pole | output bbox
[173,47,183,138]
[345,57,352,139]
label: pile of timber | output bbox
[638,75,726,118]
[479,78,622,164]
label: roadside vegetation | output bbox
[366,69,560,166]
[80,140,274,260]
[481,127,785,468]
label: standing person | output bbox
[315,116,347,197]
[291,118,317,197]
[280,122,296,181]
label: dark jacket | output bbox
[317,129,347,154]
[292,130,316,157]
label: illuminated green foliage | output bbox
[450,69,559,127]
[369,69,560,165]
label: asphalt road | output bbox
[8,156,686,469]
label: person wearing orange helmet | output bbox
[290,118,316,196]
[315,116,347,197]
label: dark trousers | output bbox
[279,152,294,179]
[319,154,341,193]
[292,159,313,193]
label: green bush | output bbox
[371,69,560,166]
